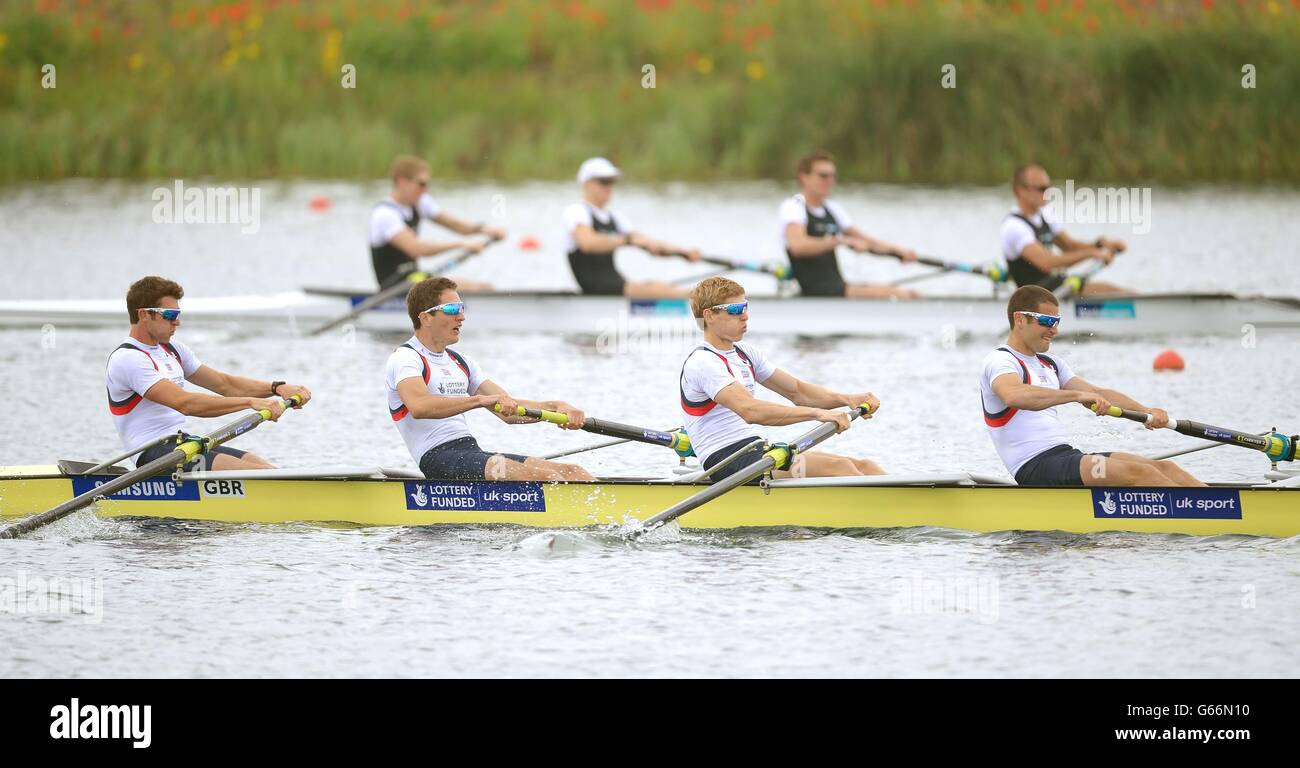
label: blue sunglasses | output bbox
[423,302,466,316]
[1017,310,1061,328]
[710,301,749,316]
[146,308,182,321]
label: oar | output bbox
[1146,430,1272,461]
[672,269,731,286]
[81,432,190,475]
[1096,405,1297,463]
[698,255,791,281]
[637,403,872,534]
[0,396,304,540]
[503,406,693,457]
[872,250,1008,284]
[308,239,497,337]
[541,436,633,460]
[664,251,790,281]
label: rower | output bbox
[980,285,1203,487]
[680,276,886,482]
[564,157,703,298]
[106,276,312,470]
[780,150,920,299]
[1000,164,1128,296]
[369,155,505,290]
[386,276,595,481]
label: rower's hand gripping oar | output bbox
[0,396,304,540]
[308,238,499,337]
[497,405,694,458]
[635,402,873,536]
[1094,404,1298,463]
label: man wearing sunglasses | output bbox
[563,156,703,298]
[106,276,312,470]
[980,285,1202,487]
[386,277,594,481]
[1000,164,1127,296]
[780,151,920,299]
[369,155,505,290]
[679,276,886,482]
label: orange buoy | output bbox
[1153,349,1185,371]
[518,236,541,250]
[308,195,331,211]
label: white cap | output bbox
[576,157,621,184]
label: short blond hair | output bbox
[390,155,430,182]
[689,276,745,320]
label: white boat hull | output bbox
[1,290,1298,338]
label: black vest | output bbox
[1005,212,1057,287]
[567,204,626,296]
[786,200,846,297]
[371,200,420,288]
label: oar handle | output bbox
[500,405,694,456]
[698,255,791,280]
[868,250,1008,283]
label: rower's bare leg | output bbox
[1080,453,1202,487]
[846,283,920,300]
[774,451,882,478]
[1105,451,1204,487]
[210,452,275,471]
[1079,281,1129,297]
[485,454,594,482]
[623,281,689,300]
[452,279,494,293]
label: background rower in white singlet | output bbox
[368,154,506,291]
[999,164,1128,296]
[780,150,919,300]
[563,156,703,298]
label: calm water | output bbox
[1,181,1298,677]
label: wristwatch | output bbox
[270,380,286,398]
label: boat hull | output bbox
[2,470,1296,537]
[1,290,1298,337]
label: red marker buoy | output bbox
[518,236,540,250]
[1153,349,1185,371]
[308,195,331,211]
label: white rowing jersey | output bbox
[105,337,202,462]
[679,341,776,464]
[979,345,1075,476]
[385,336,487,464]
[561,202,631,254]
[999,205,1062,262]
[777,194,853,246]
[368,193,442,247]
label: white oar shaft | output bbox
[83,432,183,475]
[540,437,630,460]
